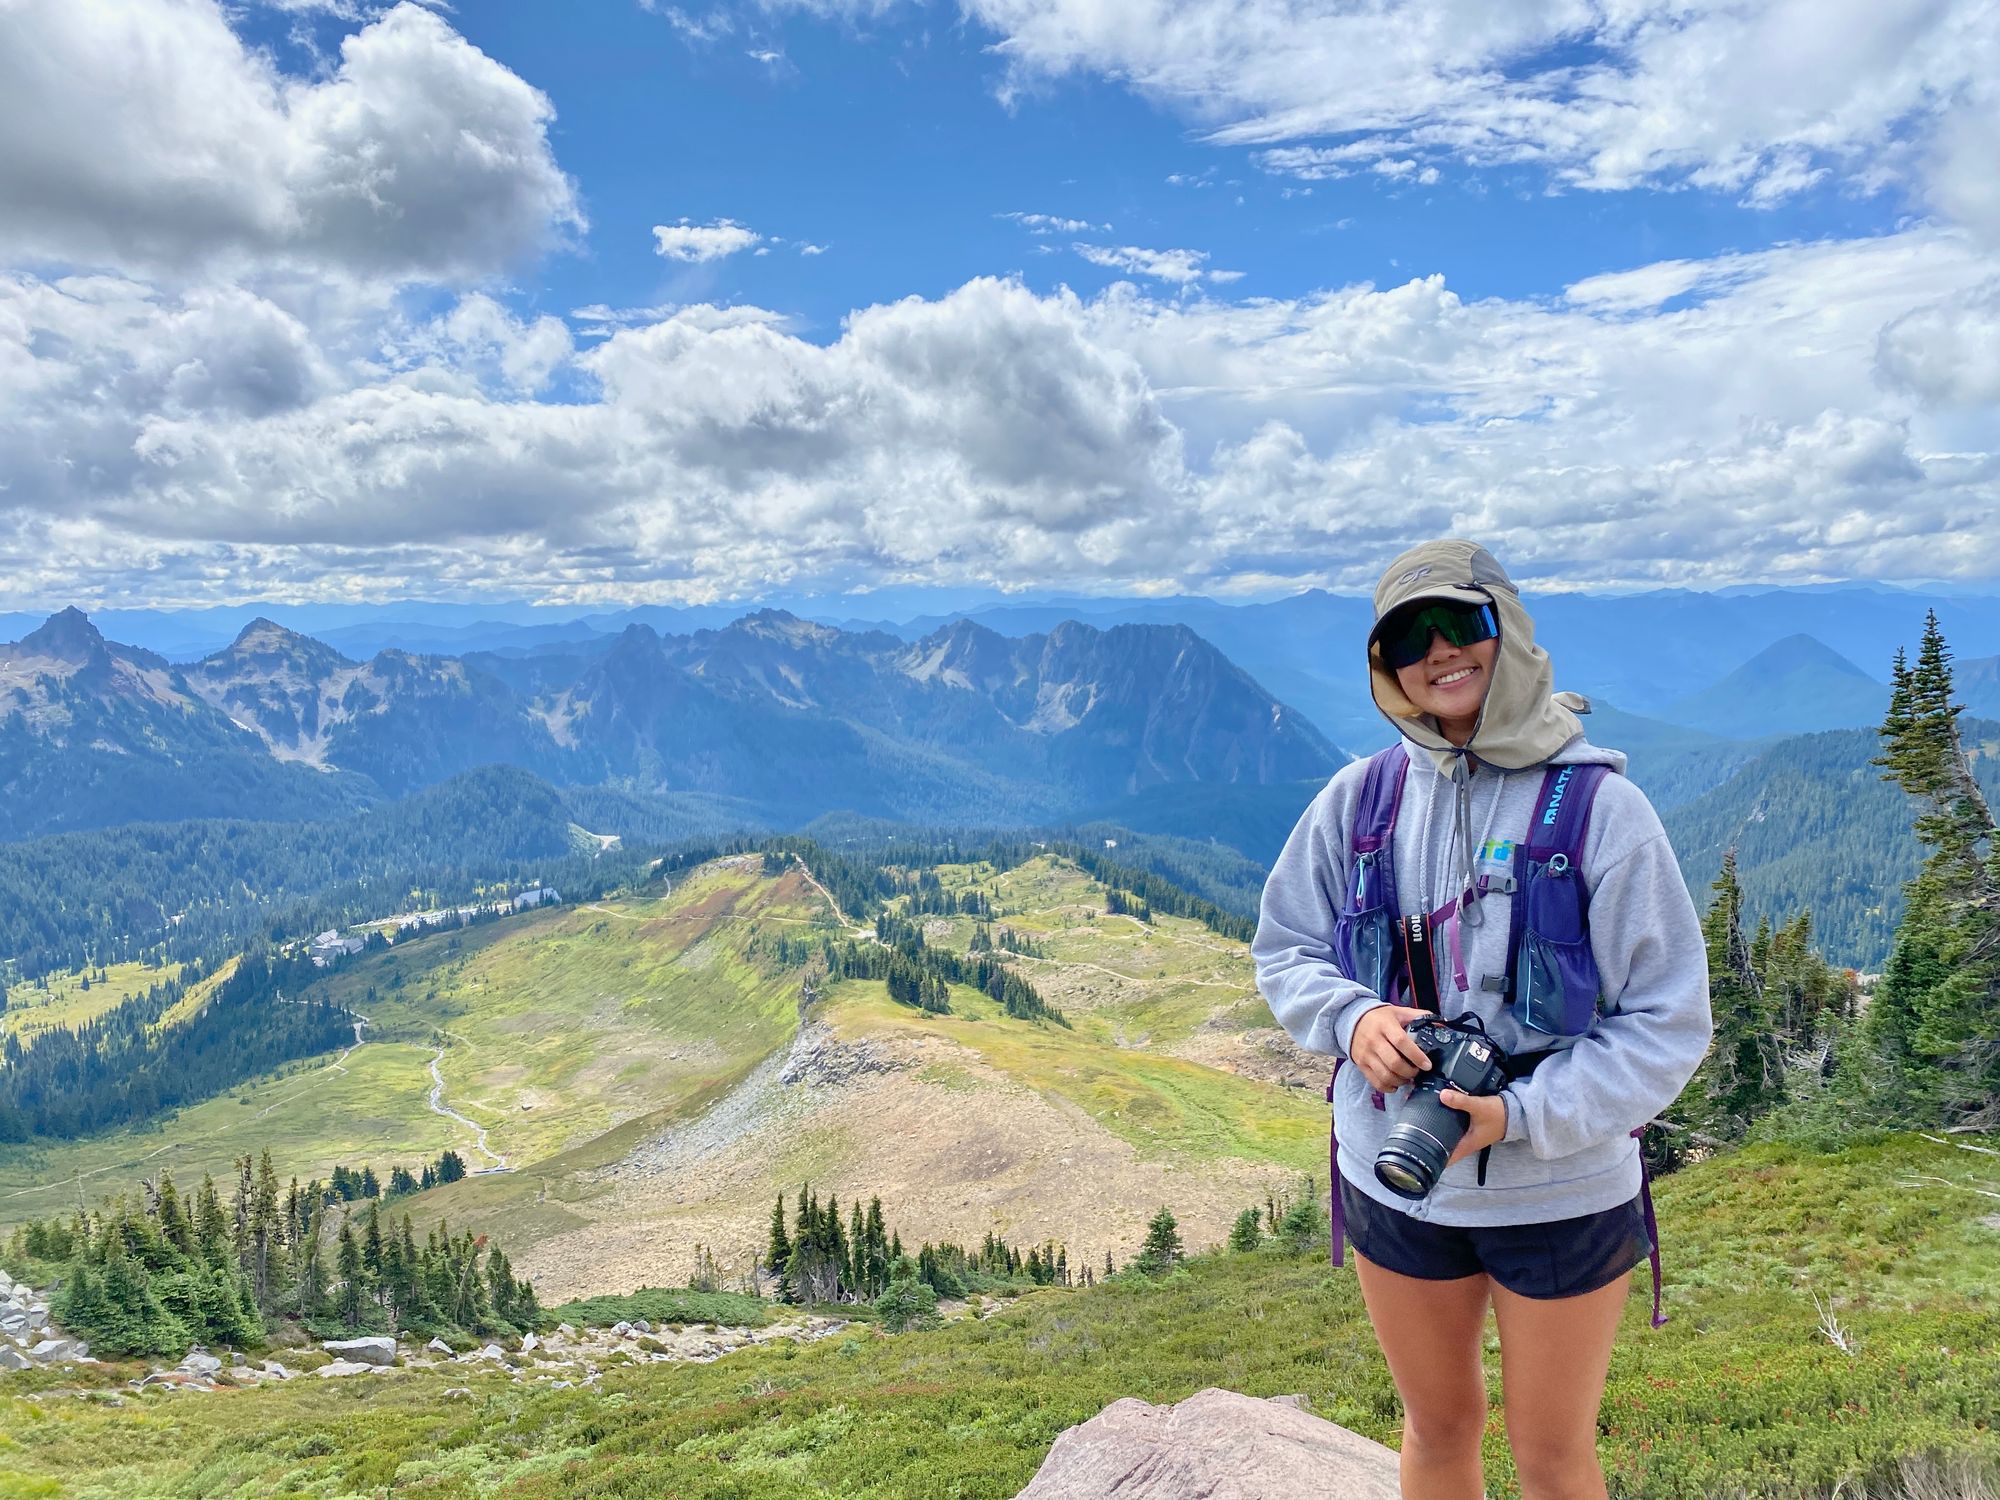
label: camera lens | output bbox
[1373,1151,1432,1198]
[1373,1085,1467,1200]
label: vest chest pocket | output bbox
[1333,848,1398,1003]
[1516,853,1603,1036]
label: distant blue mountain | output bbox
[1663,635,1887,740]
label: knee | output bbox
[1507,1429,1602,1498]
[1402,1402,1487,1458]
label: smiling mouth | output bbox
[1432,666,1479,687]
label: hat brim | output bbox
[1367,584,1494,646]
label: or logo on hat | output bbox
[1396,565,1433,586]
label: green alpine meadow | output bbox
[8,3,2000,1491]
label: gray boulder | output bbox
[29,1338,84,1365]
[0,1345,31,1372]
[261,1361,296,1380]
[321,1336,397,1367]
[180,1352,223,1375]
[427,1337,454,1355]
[521,1332,540,1352]
[316,1359,376,1379]
[1014,1388,1400,1500]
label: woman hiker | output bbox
[1253,538,1712,1500]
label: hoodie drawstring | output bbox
[1420,754,1508,934]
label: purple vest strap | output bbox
[1327,1061,1344,1266]
[1634,1128,1667,1327]
[1502,761,1611,998]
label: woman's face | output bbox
[1394,629,1498,741]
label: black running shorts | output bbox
[1339,1175,1650,1300]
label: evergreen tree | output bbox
[336,1223,365,1329]
[1692,850,1785,1140]
[1869,615,2000,1124]
[766,1193,793,1288]
[192,1174,230,1268]
[1228,1207,1263,1252]
[1135,1206,1184,1275]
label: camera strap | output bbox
[1395,911,1442,1014]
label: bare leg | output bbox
[1492,1271,1630,1500]
[1353,1249,1493,1500]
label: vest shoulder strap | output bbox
[1351,743,1409,855]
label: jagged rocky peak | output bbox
[17,606,108,662]
[730,608,838,646]
[213,617,356,672]
[606,621,663,656]
[901,616,1019,689]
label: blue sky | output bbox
[0,0,1996,608]
[256,1,1915,328]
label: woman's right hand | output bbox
[1349,1004,1435,1093]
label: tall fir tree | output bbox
[1691,850,1785,1140]
[1869,614,2000,1124]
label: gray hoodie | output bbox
[1254,541,1712,1227]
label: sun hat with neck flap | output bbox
[1368,538,1585,774]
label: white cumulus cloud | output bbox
[652,219,764,262]
[0,0,583,282]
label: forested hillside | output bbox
[0,767,662,982]
[1659,717,2000,967]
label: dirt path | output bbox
[429,1032,509,1171]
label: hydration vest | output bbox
[1323,741,1668,1326]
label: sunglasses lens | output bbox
[1382,602,1496,668]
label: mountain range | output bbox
[15,582,1992,757]
[0,608,1340,840]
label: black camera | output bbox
[1373,1016,1512,1200]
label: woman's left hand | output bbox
[1439,1088,1508,1165]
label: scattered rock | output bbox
[316,1359,377,1379]
[632,1320,651,1335]
[612,1321,632,1338]
[480,1344,506,1362]
[262,1361,295,1380]
[521,1332,540,1352]
[556,1323,575,1338]
[443,1387,473,1399]
[1014,1388,1400,1500]
[30,1338,84,1365]
[321,1336,397,1367]
[230,1352,247,1367]
[0,1346,30,1372]
[427,1337,454,1355]
[180,1352,223,1375]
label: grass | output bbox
[0,1040,460,1228]
[0,961,184,1045]
[0,861,826,1240]
[0,1134,1992,1498]
[828,980,1322,1170]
